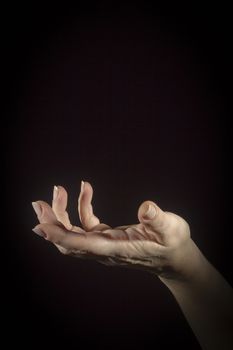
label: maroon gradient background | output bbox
[4,3,232,349]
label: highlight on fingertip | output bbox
[53,185,59,200]
[81,180,85,193]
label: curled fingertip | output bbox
[32,201,42,217]
[143,204,157,220]
[138,201,157,221]
[32,226,47,238]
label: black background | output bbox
[4,3,233,349]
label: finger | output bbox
[32,200,85,234]
[32,223,164,259]
[32,200,58,224]
[138,201,172,245]
[78,181,110,231]
[32,223,111,254]
[52,185,73,230]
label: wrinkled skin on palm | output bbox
[32,181,197,281]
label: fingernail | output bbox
[53,185,59,200]
[32,227,47,238]
[143,204,156,220]
[32,202,42,217]
[81,180,85,193]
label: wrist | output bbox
[158,239,210,288]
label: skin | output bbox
[32,181,233,350]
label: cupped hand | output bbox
[32,181,197,280]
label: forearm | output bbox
[160,242,233,350]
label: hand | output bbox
[32,181,200,280]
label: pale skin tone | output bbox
[32,181,233,350]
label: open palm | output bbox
[32,181,191,276]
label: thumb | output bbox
[138,201,170,244]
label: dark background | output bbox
[4,3,232,349]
